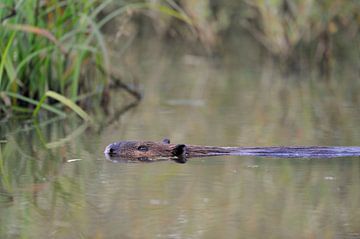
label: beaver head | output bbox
[104,138,187,161]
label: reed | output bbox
[0,1,140,120]
[0,1,105,119]
[136,0,359,71]
[1,0,359,121]
[240,0,360,71]
[0,0,197,121]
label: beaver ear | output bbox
[162,138,170,144]
[173,144,187,157]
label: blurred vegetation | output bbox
[0,0,147,121]
[239,0,360,70]
[132,0,359,71]
[0,0,112,120]
[1,0,359,120]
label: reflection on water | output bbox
[1,39,360,238]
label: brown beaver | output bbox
[104,138,360,163]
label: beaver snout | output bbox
[104,139,188,160]
[104,142,122,155]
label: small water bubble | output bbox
[149,199,168,205]
[149,199,161,205]
[66,158,83,163]
[177,214,188,224]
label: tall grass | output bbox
[1,0,359,122]
[240,0,360,72]
[0,0,110,120]
[135,0,359,72]
[0,0,196,121]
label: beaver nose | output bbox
[104,142,120,155]
[104,144,112,154]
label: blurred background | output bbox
[0,1,360,238]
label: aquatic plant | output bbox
[0,1,100,118]
[0,0,196,121]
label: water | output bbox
[1,39,360,238]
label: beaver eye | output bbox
[137,145,148,152]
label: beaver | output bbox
[103,139,187,163]
[104,138,360,162]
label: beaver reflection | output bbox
[105,155,187,164]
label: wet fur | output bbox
[104,139,360,160]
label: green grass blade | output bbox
[82,14,110,74]
[0,31,16,89]
[149,4,192,25]
[3,91,66,117]
[32,93,47,117]
[11,106,34,113]
[3,23,67,54]
[97,3,142,28]
[33,90,92,122]
[15,46,54,76]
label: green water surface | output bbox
[1,39,360,239]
